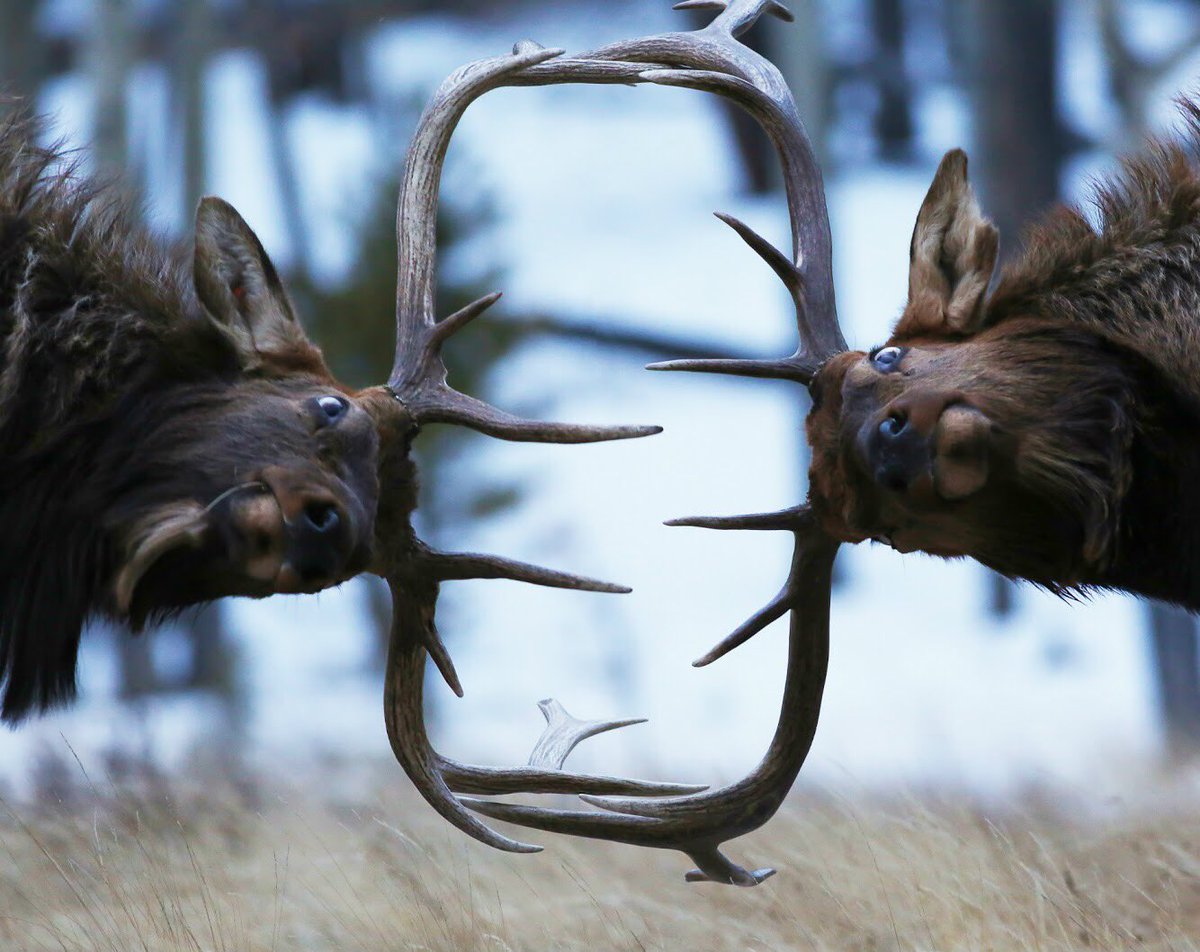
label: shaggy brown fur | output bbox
[806,105,1200,610]
[988,100,1200,416]
[0,109,380,722]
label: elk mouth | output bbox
[114,474,361,617]
[209,470,360,595]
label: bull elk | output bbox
[5,0,1194,888]
[374,1,1200,884]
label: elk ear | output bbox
[896,149,998,339]
[193,197,313,364]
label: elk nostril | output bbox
[879,413,907,439]
[303,502,340,534]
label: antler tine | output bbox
[506,1,847,380]
[383,576,707,832]
[527,698,644,768]
[692,586,790,667]
[665,504,808,531]
[417,544,630,593]
[463,519,840,886]
[646,356,813,382]
[442,697,708,796]
[407,386,661,444]
[387,45,659,445]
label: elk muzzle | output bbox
[219,465,360,593]
[859,389,992,502]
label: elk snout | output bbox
[284,494,347,588]
[867,408,930,493]
[260,466,355,591]
[861,390,946,496]
[219,466,357,593]
[859,389,990,501]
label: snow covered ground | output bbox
[0,0,1171,803]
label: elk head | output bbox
[805,151,1137,589]
[0,174,398,721]
[112,197,383,626]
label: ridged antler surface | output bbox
[369,0,848,885]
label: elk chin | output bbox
[931,405,992,501]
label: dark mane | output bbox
[988,99,1200,323]
[0,108,238,452]
[0,107,238,721]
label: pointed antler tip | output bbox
[685,866,777,885]
[513,44,566,63]
[616,717,649,728]
[767,1,795,22]
[424,549,631,595]
[646,357,806,381]
[666,507,810,531]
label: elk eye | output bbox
[870,346,904,371]
[314,395,348,425]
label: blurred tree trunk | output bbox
[960,0,1063,216]
[958,0,1063,619]
[185,602,235,694]
[170,0,239,701]
[117,635,157,699]
[170,0,237,696]
[86,0,133,183]
[871,0,914,161]
[1098,0,1200,149]
[1148,602,1200,760]
[174,0,212,220]
[0,0,40,102]
[366,575,392,664]
[246,0,314,278]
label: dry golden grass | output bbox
[3,755,1200,951]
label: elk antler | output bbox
[465,510,837,885]
[371,0,848,883]
[369,41,701,857]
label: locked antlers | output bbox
[374,0,848,885]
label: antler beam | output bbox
[373,0,850,884]
[464,513,837,886]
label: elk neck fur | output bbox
[981,106,1200,608]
